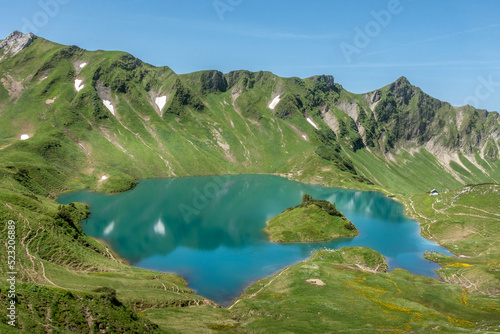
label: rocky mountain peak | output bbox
[394,76,410,85]
[0,31,37,59]
[389,76,416,105]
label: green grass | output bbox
[0,170,217,332]
[144,307,244,334]
[347,147,472,194]
[0,283,161,333]
[1,32,500,333]
[265,203,357,243]
[229,247,499,333]
[400,184,500,296]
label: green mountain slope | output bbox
[1,32,498,197]
[332,77,500,193]
[0,31,499,332]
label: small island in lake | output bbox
[265,194,358,243]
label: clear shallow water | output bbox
[58,174,453,306]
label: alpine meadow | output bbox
[0,29,499,333]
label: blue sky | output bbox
[1,0,500,112]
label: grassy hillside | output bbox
[229,247,500,333]
[0,172,220,332]
[401,184,500,297]
[0,31,499,332]
[0,37,351,186]
[0,33,498,197]
[0,284,160,333]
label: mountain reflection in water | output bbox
[58,174,453,305]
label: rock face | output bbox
[309,75,335,90]
[0,31,36,59]
[389,76,420,106]
[0,31,498,192]
[201,70,227,94]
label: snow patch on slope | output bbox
[269,95,281,110]
[74,79,84,92]
[79,62,87,68]
[20,134,29,140]
[306,118,319,130]
[155,96,167,111]
[103,100,115,115]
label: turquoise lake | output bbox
[57,174,453,306]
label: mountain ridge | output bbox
[4,31,496,110]
[1,30,499,333]
[0,30,498,196]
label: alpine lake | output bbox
[58,174,453,306]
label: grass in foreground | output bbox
[0,175,218,332]
[229,247,500,333]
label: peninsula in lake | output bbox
[266,193,358,242]
[0,27,498,333]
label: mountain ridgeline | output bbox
[0,30,499,198]
[1,31,500,332]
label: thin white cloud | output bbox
[364,23,500,58]
[240,30,341,40]
[335,60,500,69]
[278,60,500,70]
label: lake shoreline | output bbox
[59,174,453,305]
[91,236,131,266]
[59,172,455,263]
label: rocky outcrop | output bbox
[362,90,381,112]
[335,100,359,122]
[0,31,36,60]
[309,75,335,90]
[320,107,340,134]
[200,70,227,94]
[388,76,414,105]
